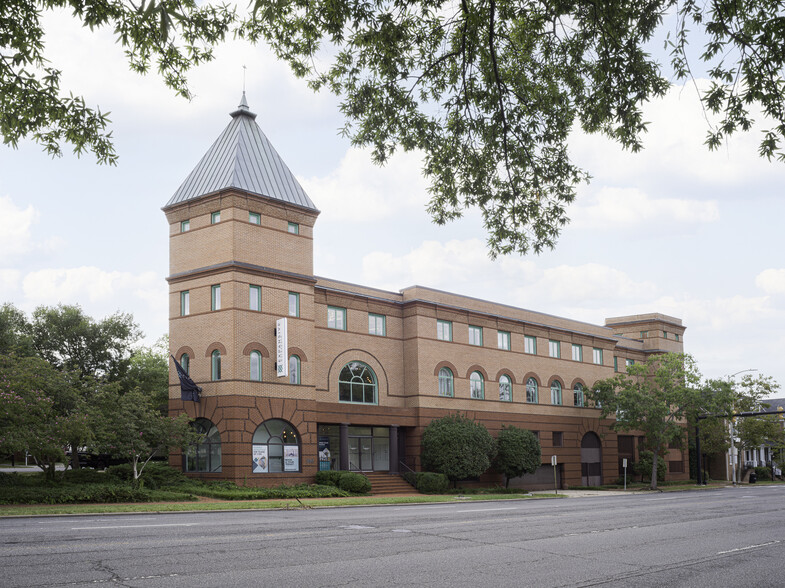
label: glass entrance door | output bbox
[348,437,374,471]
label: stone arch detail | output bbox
[288,346,308,362]
[326,349,389,399]
[174,346,195,360]
[522,372,541,386]
[205,342,227,357]
[495,368,517,384]
[433,360,459,376]
[465,365,489,380]
[242,342,270,357]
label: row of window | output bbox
[179,351,302,385]
[438,368,587,406]
[180,286,300,318]
[179,212,299,234]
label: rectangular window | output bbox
[663,331,668,339]
[626,359,635,367]
[180,220,190,232]
[249,212,261,225]
[497,330,511,350]
[288,222,299,234]
[368,313,386,336]
[249,285,261,311]
[640,331,648,338]
[327,306,346,330]
[553,432,563,447]
[437,320,452,342]
[675,333,680,341]
[288,292,299,317]
[211,211,220,224]
[524,335,537,355]
[211,284,221,311]
[549,340,560,358]
[180,291,189,316]
[614,356,619,372]
[593,348,603,365]
[469,325,483,346]
[572,344,582,362]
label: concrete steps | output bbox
[362,472,418,495]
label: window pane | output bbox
[212,285,221,310]
[288,222,299,234]
[249,285,261,311]
[572,344,582,361]
[181,220,190,232]
[289,355,300,385]
[593,348,603,365]
[211,211,220,224]
[469,326,482,346]
[181,353,189,375]
[574,384,584,407]
[470,372,484,399]
[369,313,385,336]
[249,212,261,224]
[499,375,511,401]
[549,340,560,358]
[525,336,536,354]
[288,292,299,317]
[250,351,261,381]
[180,291,189,316]
[211,350,221,381]
[438,368,453,397]
[526,378,538,403]
[498,331,510,350]
[551,382,562,405]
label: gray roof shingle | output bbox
[165,94,318,211]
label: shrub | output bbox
[421,414,496,484]
[337,472,371,494]
[315,470,344,487]
[415,472,449,493]
[634,451,666,483]
[754,466,772,481]
[107,462,190,489]
[494,426,541,488]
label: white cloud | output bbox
[301,148,429,222]
[571,187,719,231]
[22,267,162,306]
[0,196,38,258]
[756,269,785,295]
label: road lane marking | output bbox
[456,507,517,513]
[71,523,198,530]
[339,525,375,530]
[645,496,682,501]
[717,540,780,555]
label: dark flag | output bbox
[171,355,201,402]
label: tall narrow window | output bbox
[211,285,221,311]
[438,368,454,397]
[572,344,582,362]
[249,285,261,311]
[368,313,386,336]
[211,350,221,381]
[470,371,484,399]
[180,353,190,375]
[288,292,299,317]
[185,418,221,473]
[249,212,261,225]
[524,335,537,355]
[499,375,512,402]
[549,340,560,358]
[180,291,190,316]
[250,350,262,381]
[289,355,300,385]
[437,320,452,341]
[593,348,603,365]
[498,331,511,350]
[551,381,562,405]
[288,222,299,234]
[614,356,619,372]
[574,383,584,407]
[180,220,190,232]
[327,306,346,330]
[469,325,483,346]
[526,378,538,403]
[211,211,220,224]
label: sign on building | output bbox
[276,317,288,377]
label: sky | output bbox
[1,8,784,396]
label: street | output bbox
[1,485,784,587]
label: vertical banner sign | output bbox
[276,317,288,378]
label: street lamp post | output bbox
[728,369,758,486]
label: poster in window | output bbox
[252,445,268,473]
[318,436,331,471]
[283,445,299,471]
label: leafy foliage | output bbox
[421,413,496,483]
[337,472,372,494]
[589,353,701,490]
[633,450,666,483]
[494,425,541,488]
[408,471,450,494]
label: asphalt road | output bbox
[2,485,784,587]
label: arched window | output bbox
[252,419,300,473]
[184,418,221,472]
[526,378,538,403]
[438,367,454,397]
[289,355,300,385]
[211,350,221,381]
[574,383,584,407]
[339,361,377,404]
[248,351,261,382]
[180,353,190,375]
[499,374,512,402]
[551,381,562,405]
[470,371,484,399]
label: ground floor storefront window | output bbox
[317,424,399,472]
[252,419,300,473]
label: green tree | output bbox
[5,2,785,257]
[30,304,141,383]
[0,355,90,480]
[124,336,169,412]
[589,353,701,490]
[243,0,785,256]
[2,0,235,164]
[494,425,541,488]
[421,413,496,486]
[91,388,196,483]
[0,303,33,356]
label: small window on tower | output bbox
[249,212,261,225]
[288,222,299,234]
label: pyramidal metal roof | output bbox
[165,93,318,211]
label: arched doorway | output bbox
[581,432,602,486]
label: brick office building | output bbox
[165,96,689,489]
